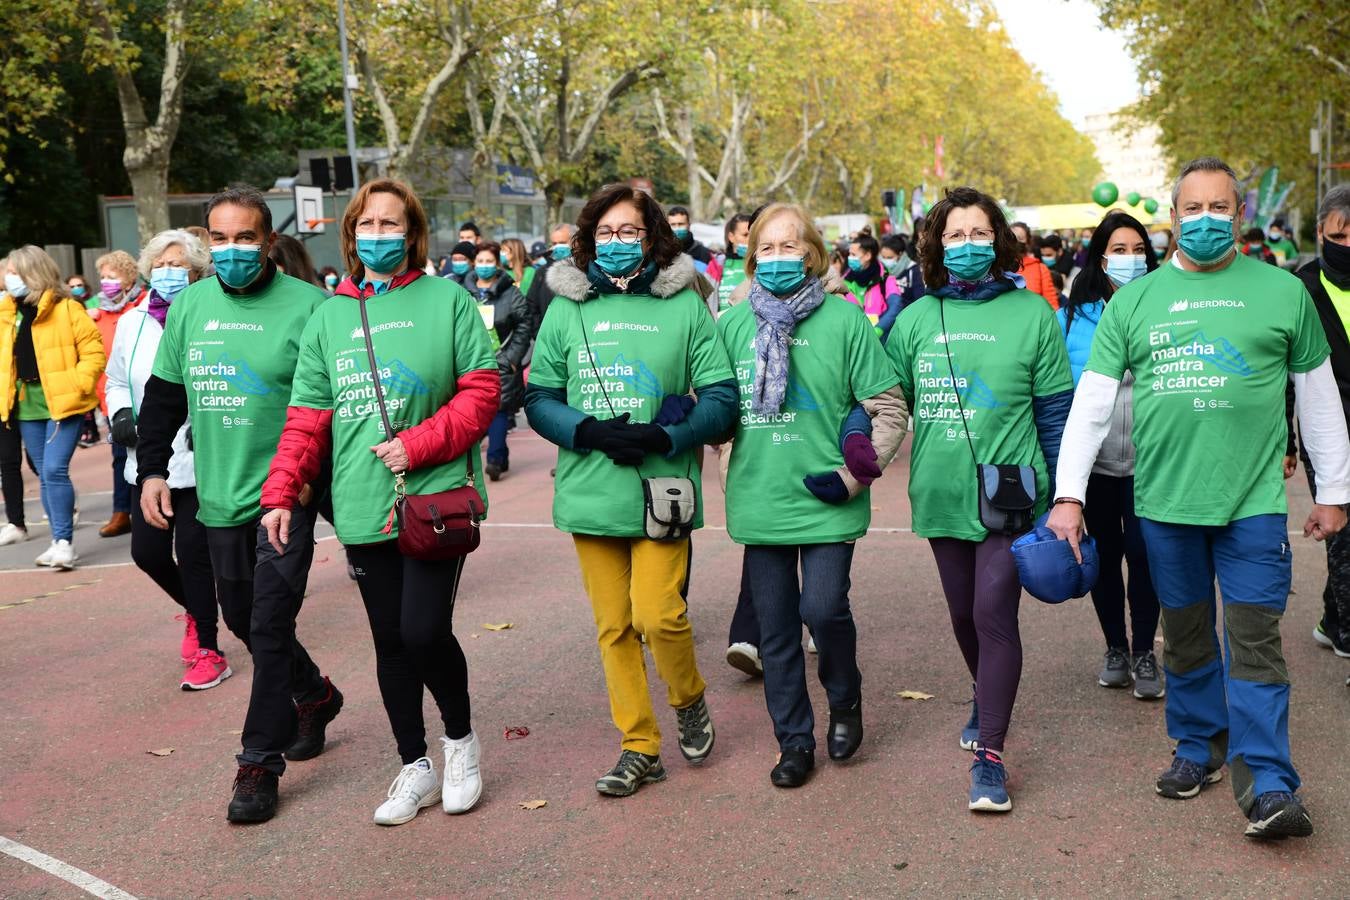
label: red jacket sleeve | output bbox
[399,368,500,472]
[261,406,333,510]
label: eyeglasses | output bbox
[941,228,995,245]
[595,225,647,244]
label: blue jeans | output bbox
[743,542,859,752]
[111,442,131,514]
[486,411,509,467]
[1140,514,1297,812]
[18,416,82,542]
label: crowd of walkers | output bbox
[3,158,1348,843]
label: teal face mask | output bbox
[1177,213,1235,264]
[451,260,471,275]
[755,256,807,295]
[943,240,996,281]
[1104,254,1148,287]
[881,257,903,275]
[846,256,863,272]
[474,264,498,280]
[594,238,645,276]
[551,244,571,261]
[499,253,511,267]
[672,227,690,241]
[211,243,264,289]
[356,232,408,273]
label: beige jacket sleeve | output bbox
[837,385,909,498]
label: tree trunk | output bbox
[545,178,566,224]
[126,152,171,243]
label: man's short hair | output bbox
[1317,185,1350,228]
[458,221,481,236]
[1171,157,1241,209]
[668,205,690,219]
[548,222,576,239]
[205,185,272,235]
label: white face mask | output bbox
[4,272,28,298]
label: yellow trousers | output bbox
[573,535,707,756]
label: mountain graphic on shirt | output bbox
[784,378,820,412]
[1193,332,1253,376]
[218,355,272,396]
[612,353,663,397]
[950,361,1003,410]
[380,358,431,395]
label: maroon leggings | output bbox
[929,534,1022,751]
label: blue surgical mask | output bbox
[4,272,29,298]
[324,274,339,288]
[943,240,996,281]
[475,264,498,280]
[673,227,690,241]
[1104,254,1148,287]
[1177,213,1235,264]
[846,256,863,272]
[356,232,408,273]
[594,237,645,276]
[881,257,903,275]
[755,256,808,295]
[70,284,87,298]
[150,265,190,299]
[451,260,471,275]
[1269,229,1283,241]
[499,253,511,267]
[1041,255,1057,268]
[551,243,571,261]
[211,243,264,289]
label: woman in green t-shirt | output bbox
[719,204,908,789]
[887,187,1074,814]
[524,183,739,798]
[261,178,501,827]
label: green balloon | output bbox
[1126,191,1141,206]
[1092,182,1119,207]
[1143,198,1159,215]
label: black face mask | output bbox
[1322,239,1350,290]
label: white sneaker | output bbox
[47,540,77,570]
[0,523,28,545]
[34,541,57,567]
[725,642,763,676]
[440,731,483,814]
[373,758,441,826]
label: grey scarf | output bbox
[749,276,825,415]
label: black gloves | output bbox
[803,472,849,505]
[574,413,672,465]
[110,408,138,449]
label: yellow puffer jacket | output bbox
[1,289,106,423]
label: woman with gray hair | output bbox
[104,229,229,690]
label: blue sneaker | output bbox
[1244,791,1313,840]
[968,748,1012,812]
[960,690,979,751]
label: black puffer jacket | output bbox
[466,273,531,413]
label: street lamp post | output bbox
[337,0,360,191]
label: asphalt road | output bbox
[1,431,1346,898]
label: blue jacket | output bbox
[1056,300,1104,387]
[1057,299,1136,477]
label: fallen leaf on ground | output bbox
[483,622,514,631]
[146,747,175,757]
[518,799,547,810]
[895,690,934,701]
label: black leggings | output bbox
[0,419,28,529]
[346,541,471,763]
[929,534,1022,752]
[1084,473,1158,654]
[129,483,220,650]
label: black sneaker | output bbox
[1156,755,1222,799]
[1098,647,1132,688]
[1244,791,1313,840]
[595,750,666,797]
[484,461,503,482]
[1313,619,1350,658]
[285,677,343,761]
[1131,651,1165,699]
[226,764,279,823]
[674,695,715,763]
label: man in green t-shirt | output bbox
[1266,219,1299,269]
[1049,158,1350,841]
[136,186,342,825]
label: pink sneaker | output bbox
[177,614,199,665]
[181,649,232,691]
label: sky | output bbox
[990,0,1140,128]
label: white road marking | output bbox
[0,835,139,899]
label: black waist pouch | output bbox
[977,463,1036,535]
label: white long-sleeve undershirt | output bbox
[1054,371,1119,503]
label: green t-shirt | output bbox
[530,288,734,537]
[1268,237,1298,267]
[16,380,49,421]
[519,266,537,298]
[151,272,329,527]
[290,276,497,545]
[717,257,746,312]
[720,296,899,545]
[1085,252,1329,525]
[888,288,1073,541]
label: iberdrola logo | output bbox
[1169,300,1189,313]
[203,319,220,331]
[593,320,612,333]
